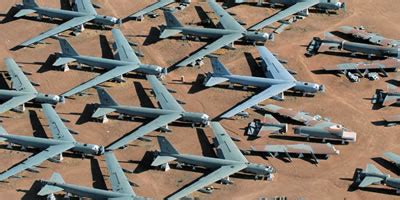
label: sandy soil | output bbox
[0,0,399,199]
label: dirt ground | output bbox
[0,0,399,199]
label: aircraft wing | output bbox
[208,0,245,31]
[104,151,135,195]
[5,58,37,92]
[42,104,75,142]
[384,152,400,165]
[0,94,36,113]
[74,0,97,15]
[107,113,182,150]
[62,65,139,97]
[221,83,295,118]
[146,75,184,111]
[19,15,96,47]
[262,104,315,123]
[211,122,248,162]
[112,29,141,64]
[176,33,243,67]
[167,164,247,200]
[257,46,295,81]
[129,0,174,19]
[248,0,320,30]
[382,94,400,106]
[324,58,400,72]
[0,143,74,181]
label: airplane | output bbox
[384,152,400,169]
[151,122,274,200]
[338,26,400,47]
[246,114,288,137]
[53,29,167,97]
[203,46,324,118]
[93,76,209,150]
[0,57,64,113]
[159,0,272,67]
[383,114,400,127]
[128,0,191,21]
[306,32,400,58]
[259,104,357,143]
[245,143,339,164]
[247,0,346,31]
[372,81,400,107]
[13,0,121,47]
[0,104,105,181]
[37,151,148,200]
[354,164,400,194]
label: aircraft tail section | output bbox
[58,38,79,57]
[22,0,38,8]
[159,11,182,39]
[96,87,118,106]
[37,173,65,196]
[358,164,385,188]
[209,56,232,76]
[158,136,179,155]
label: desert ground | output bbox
[0,0,399,199]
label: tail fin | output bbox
[209,56,231,76]
[37,173,65,196]
[22,0,38,8]
[163,10,182,28]
[58,38,78,57]
[358,164,384,187]
[96,87,118,106]
[364,164,383,175]
[158,136,178,154]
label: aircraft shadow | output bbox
[29,110,48,138]
[372,157,400,176]
[133,81,155,108]
[99,34,114,59]
[124,151,155,174]
[143,27,162,46]
[18,180,46,200]
[268,134,348,145]
[244,52,264,77]
[371,120,389,127]
[0,6,19,24]
[196,128,216,157]
[90,158,108,190]
[194,5,215,28]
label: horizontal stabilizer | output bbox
[159,29,181,39]
[37,173,65,196]
[359,176,383,188]
[204,77,229,87]
[92,107,116,118]
[53,57,76,66]
[14,9,36,18]
[151,156,176,167]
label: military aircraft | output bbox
[159,0,272,67]
[151,122,274,199]
[247,0,346,31]
[354,164,400,194]
[0,58,64,113]
[93,76,209,150]
[372,81,400,107]
[37,151,147,200]
[0,104,105,181]
[245,143,339,164]
[128,0,190,21]
[259,104,357,143]
[54,29,167,97]
[383,114,400,127]
[204,46,324,118]
[246,114,288,137]
[306,32,400,58]
[13,0,120,47]
[384,152,400,169]
[338,26,400,47]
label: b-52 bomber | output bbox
[129,0,191,21]
[13,0,120,47]
[0,104,105,181]
[37,152,148,200]
[246,0,346,31]
[354,164,400,194]
[151,122,274,200]
[338,26,400,47]
[93,75,209,150]
[54,29,166,97]
[160,0,272,67]
[204,46,324,118]
[0,58,64,113]
[259,104,357,143]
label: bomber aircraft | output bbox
[0,104,105,181]
[13,0,120,47]
[129,0,190,21]
[354,164,400,194]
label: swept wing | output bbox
[146,75,184,111]
[42,104,75,142]
[211,122,247,162]
[112,29,141,64]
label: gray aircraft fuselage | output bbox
[269,0,344,10]
[101,105,209,125]
[1,134,104,155]
[326,40,400,58]
[17,5,118,26]
[40,181,134,199]
[0,90,63,105]
[218,74,323,94]
[61,54,164,76]
[173,26,269,42]
[161,152,273,176]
